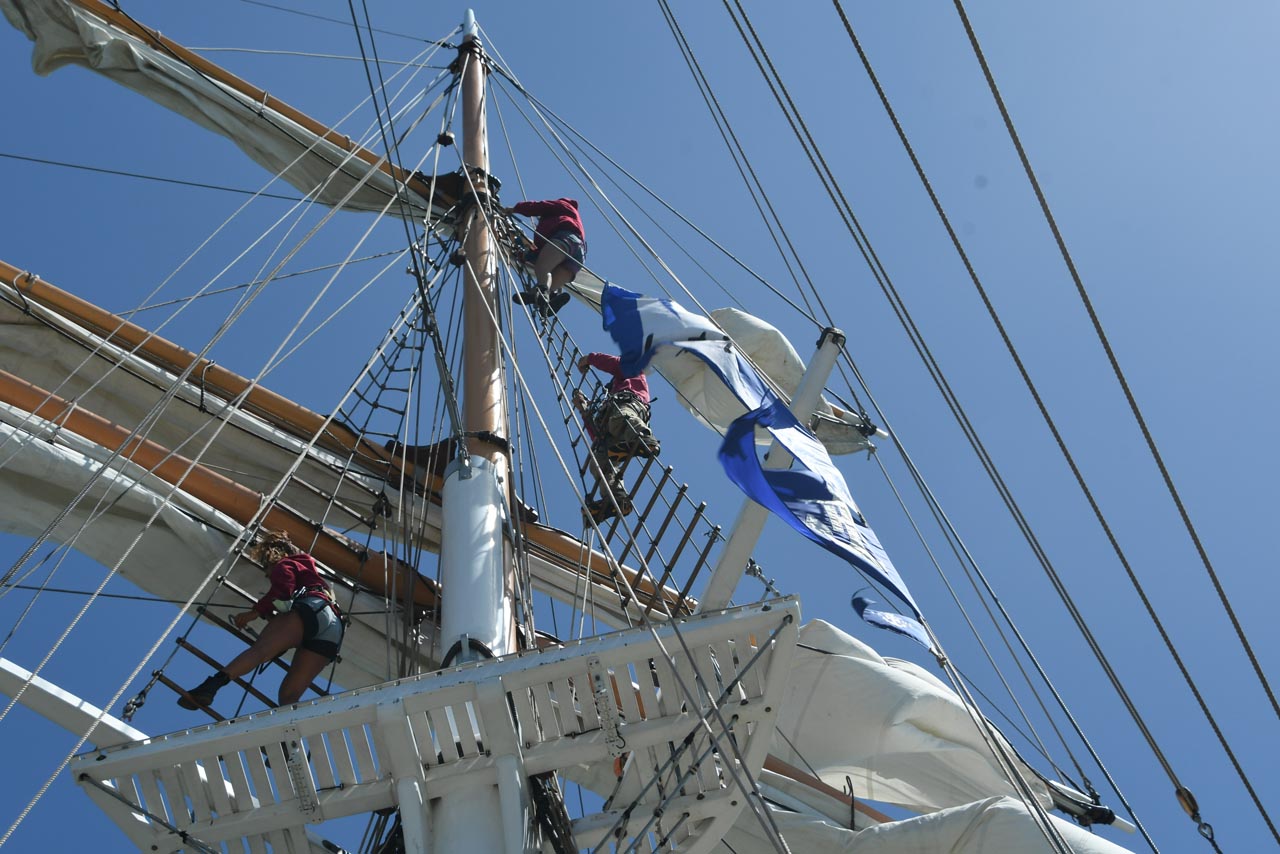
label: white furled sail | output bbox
[567,278,878,454]
[0,407,419,690]
[723,796,1136,853]
[773,620,1051,813]
[1,0,443,216]
[0,267,678,628]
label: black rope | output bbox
[1,582,249,607]
[232,0,456,47]
[948,6,1278,725]
[121,250,404,315]
[947,1,1277,842]
[0,152,303,200]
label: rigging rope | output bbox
[121,250,406,314]
[820,0,1277,843]
[0,151,303,201]
[189,47,450,69]
[694,1,1138,847]
[232,0,456,48]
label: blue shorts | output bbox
[293,595,344,660]
[528,228,586,278]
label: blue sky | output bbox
[1,1,1277,851]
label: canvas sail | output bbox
[722,796,1135,853]
[0,269,677,629]
[566,277,879,455]
[1,0,447,217]
[773,620,1051,813]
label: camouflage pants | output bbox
[590,394,654,496]
[594,395,654,453]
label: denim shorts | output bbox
[544,228,586,277]
[293,595,344,660]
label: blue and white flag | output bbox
[852,595,933,651]
[601,284,920,617]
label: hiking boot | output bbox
[548,291,571,314]
[583,494,633,524]
[178,671,230,710]
[632,437,660,458]
[512,285,549,308]
[608,437,660,460]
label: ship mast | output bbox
[430,10,529,852]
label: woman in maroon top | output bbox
[503,197,586,315]
[179,530,345,711]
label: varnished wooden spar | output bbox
[0,367,438,611]
[0,260,400,472]
[0,261,693,616]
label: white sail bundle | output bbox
[774,620,1050,813]
[568,278,880,455]
[1,0,440,216]
[0,278,438,548]
[0,402,418,690]
[723,796,1135,853]
[0,273,672,628]
[563,619,1136,852]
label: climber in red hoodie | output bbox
[503,197,586,315]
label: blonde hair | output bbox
[250,530,294,565]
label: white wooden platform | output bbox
[74,598,799,853]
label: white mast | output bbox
[429,10,530,853]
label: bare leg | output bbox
[532,245,572,292]
[548,263,574,294]
[277,648,332,706]
[221,612,305,680]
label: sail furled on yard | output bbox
[0,403,419,690]
[722,796,1136,854]
[0,266,675,630]
[1,0,442,216]
[601,284,919,616]
[774,621,1049,813]
[570,278,878,455]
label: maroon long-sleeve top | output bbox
[252,552,328,617]
[511,198,584,250]
[585,352,650,404]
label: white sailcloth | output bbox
[723,796,1135,853]
[0,409,404,689]
[2,0,437,216]
[0,277,655,629]
[568,279,879,455]
[773,620,1052,813]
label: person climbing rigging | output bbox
[503,197,586,315]
[178,530,345,711]
[573,351,661,523]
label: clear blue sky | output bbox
[1,1,1277,851]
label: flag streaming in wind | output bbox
[601,284,921,617]
[852,595,933,651]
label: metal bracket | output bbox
[588,656,626,758]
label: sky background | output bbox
[1,1,1278,852]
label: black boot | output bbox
[512,285,549,307]
[583,492,633,524]
[178,671,230,710]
